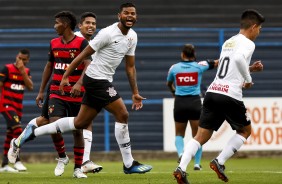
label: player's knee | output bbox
[237,128,251,138]
[117,110,129,122]
[36,116,49,126]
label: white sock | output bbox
[35,117,76,136]
[82,129,92,163]
[115,122,134,168]
[179,139,201,171]
[217,134,246,165]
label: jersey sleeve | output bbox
[235,54,252,83]
[236,40,254,83]
[26,68,31,78]
[241,41,255,63]
[166,65,175,82]
[89,28,110,52]
[126,32,137,56]
[80,39,92,60]
[47,42,55,63]
[0,66,8,82]
[197,60,211,71]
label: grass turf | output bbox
[0,158,281,184]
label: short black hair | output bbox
[54,11,77,31]
[240,9,265,29]
[182,44,195,59]
[119,2,136,12]
[19,48,30,57]
[79,12,97,24]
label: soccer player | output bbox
[166,44,218,170]
[173,9,265,184]
[9,2,152,174]
[16,11,102,175]
[74,12,97,41]
[12,11,90,178]
[74,11,103,174]
[0,49,33,172]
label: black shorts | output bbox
[174,95,201,122]
[82,74,120,112]
[1,110,21,128]
[48,98,81,118]
[199,92,251,131]
[40,92,49,119]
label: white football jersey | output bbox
[207,34,255,101]
[74,31,95,61]
[74,31,84,38]
[86,22,137,82]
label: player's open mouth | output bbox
[126,20,134,25]
[87,29,94,33]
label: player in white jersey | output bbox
[73,12,103,174]
[173,9,265,184]
[74,12,96,42]
[8,3,152,175]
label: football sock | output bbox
[2,130,13,166]
[82,129,92,163]
[217,134,246,165]
[12,127,23,138]
[194,146,202,165]
[179,138,200,172]
[34,117,76,136]
[115,122,134,168]
[74,146,84,169]
[12,127,23,162]
[175,135,184,157]
[52,135,66,158]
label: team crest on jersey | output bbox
[127,38,133,47]
[224,40,235,48]
[245,112,251,122]
[48,105,55,115]
[107,87,117,97]
[12,75,18,79]
[70,52,75,58]
[69,49,77,58]
[13,115,20,123]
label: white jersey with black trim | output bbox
[74,31,84,38]
[207,34,255,101]
[86,22,137,82]
[74,31,95,61]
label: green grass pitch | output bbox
[0,158,281,184]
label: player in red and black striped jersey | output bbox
[34,11,91,178]
[0,49,33,172]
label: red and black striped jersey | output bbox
[48,35,89,102]
[0,63,31,118]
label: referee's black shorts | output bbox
[174,95,202,122]
[199,92,251,131]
